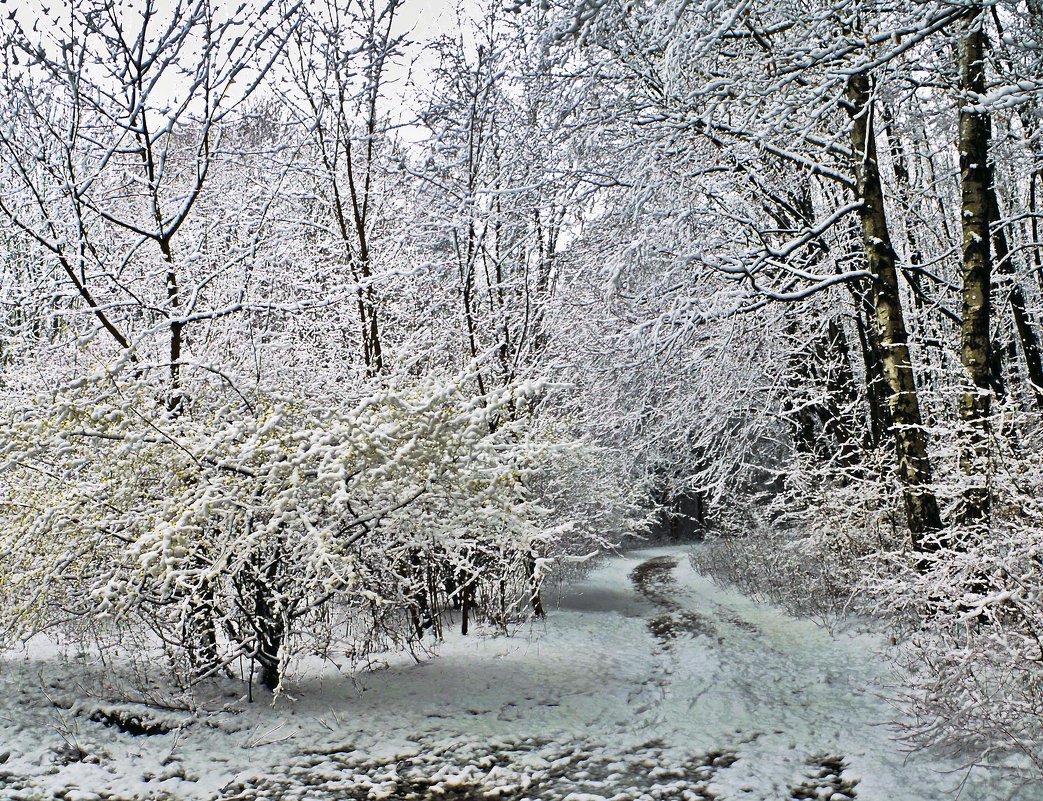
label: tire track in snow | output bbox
[623,549,863,800]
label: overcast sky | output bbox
[3,0,479,143]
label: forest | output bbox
[0,0,1041,798]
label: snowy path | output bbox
[0,546,1030,800]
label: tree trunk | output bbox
[238,539,291,694]
[160,238,184,415]
[1032,172,1043,297]
[956,9,994,526]
[408,548,433,639]
[990,185,1043,409]
[526,551,545,619]
[782,314,822,457]
[784,314,861,471]
[845,70,944,548]
[850,283,895,450]
[820,318,862,472]
[256,615,285,693]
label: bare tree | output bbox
[279,0,407,377]
[0,0,292,409]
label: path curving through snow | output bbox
[0,546,1031,800]
[539,546,1020,801]
[215,546,1033,800]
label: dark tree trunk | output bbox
[850,285,895,450]
[845,70,944,548]
[820,318,862,472]
[458,556,476,635]
[256,614,286,693]
[956,8,994,526]
[526,552,545,619]
[237,540,291,694]
[408,549,433,639]
[990,184,1043,409]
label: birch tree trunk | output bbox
[845,70,944,547]
[956,8,994,525]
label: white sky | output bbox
[4,0,476,141]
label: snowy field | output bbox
[0,546,1033,801]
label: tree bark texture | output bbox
[845,71,944,547]
[989,184,1043,409]
[956,10,994,526]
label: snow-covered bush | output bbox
[0,371,608,692]
[870,420,1043,775]
[699,412,1043,777]
[695,443,899,622]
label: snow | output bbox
[0,546,1033,800]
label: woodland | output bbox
[0,0,1041,793]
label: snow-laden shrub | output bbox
[698,409,1043,780]
[692,440,898,628]
[873,422,1043,777]
[882,521,1043,775]
[0,371,611,692]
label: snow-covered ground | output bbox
[0,546,1034,800]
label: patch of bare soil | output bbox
[630,556,720,645]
